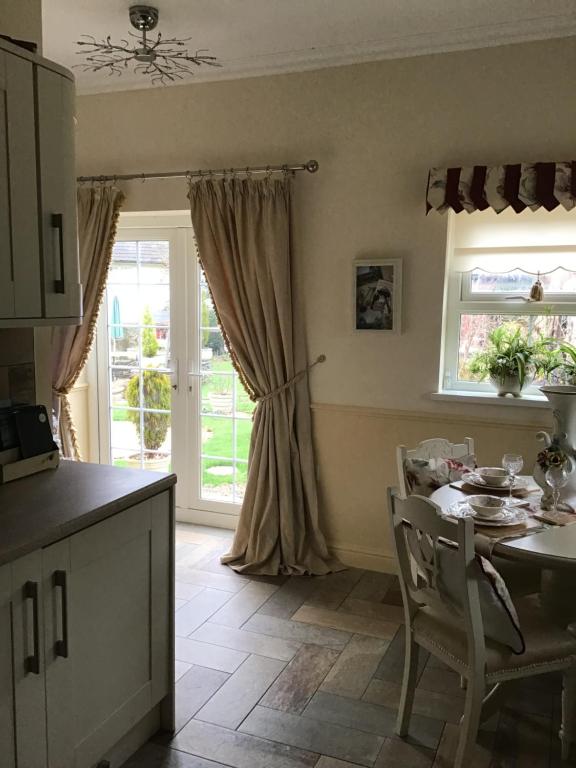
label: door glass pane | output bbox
[198,269,252,504]
[201,458,234,501]
[106,240,172,472]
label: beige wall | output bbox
[73,38,574,567]
[1,0,42,49]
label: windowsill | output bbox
[430,390,550,408]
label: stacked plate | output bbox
[448,494,527,527]
[461,471,529,493]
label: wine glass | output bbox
[545,466,570,513]
[502,453,524,499]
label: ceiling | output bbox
[41,0,576,94]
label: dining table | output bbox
[431,477,576,627]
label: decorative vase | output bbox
[534,386,576,508]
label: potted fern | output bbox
[469,325,555,397]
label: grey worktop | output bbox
[0,460,176,566]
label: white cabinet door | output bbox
[0,50,41,320]
[0,564,15,768]
[44,492,171,768]
[36,66,81,322]
[11,550,48,768]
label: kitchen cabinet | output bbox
[2,487,173,768]
[0,37,81,327]
[0,564,16,768]
[11,550,49,768]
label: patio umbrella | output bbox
[111,296,124,339]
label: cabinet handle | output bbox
[23,581,40,675]
[51,213,65,294]
[53,570,69,658]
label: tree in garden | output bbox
[142,306,159,358]
[125,370,171,450]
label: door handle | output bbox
[53,570,69,658]
[51,213,65,294]
[170,359,179,391]
[187,370,203,392]
[23,581,40,675]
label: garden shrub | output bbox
[125,369,171,450]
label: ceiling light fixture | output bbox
[75,5,221,85]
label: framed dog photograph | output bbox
[353,258,402,333]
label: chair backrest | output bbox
[396,437,475,498]
[387,488,486,668]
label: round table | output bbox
[431,482,576,625]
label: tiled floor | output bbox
[123,524,571,767]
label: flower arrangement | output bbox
[537,443,569,472]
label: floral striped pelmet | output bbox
[427,162,576,214]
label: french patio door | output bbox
[95,213,253,525]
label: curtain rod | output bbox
[77,159,319,184]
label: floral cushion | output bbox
[404,454,476,497]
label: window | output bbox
[441,207,576,396]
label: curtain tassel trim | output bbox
[255,354,326,405]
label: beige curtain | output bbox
[189,176,340,575]
[52,185,124,459]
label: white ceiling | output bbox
[41,0,576,94]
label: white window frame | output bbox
[441,216,576,397]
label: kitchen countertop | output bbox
[0,460,176,566]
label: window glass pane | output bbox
[109,242,138,284]
[138,241,169,284]
[139,286,170,323]
[112,447,140,469]
[202,458,234,501]
[200,286,219,329]
[109,326,139,368]
[110,369,137,408]
[108,285,140,325]
[110,411,140,452]
[202,373,233,415]
[201,415,233,460]
[142,327,170,370]
[143,452,171,472]
[470,268,576,294]
[201,329,229,370]
[457,314,576,383]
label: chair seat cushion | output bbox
[413,595,576,680]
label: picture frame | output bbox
[353,258,402,333]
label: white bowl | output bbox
[476,467,509,487]
[467,494,507,518]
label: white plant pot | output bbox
[489,373,524,397]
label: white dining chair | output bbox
[388,488,576,766]
[396,437,475,499]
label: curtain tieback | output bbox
[255,355,326,405]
